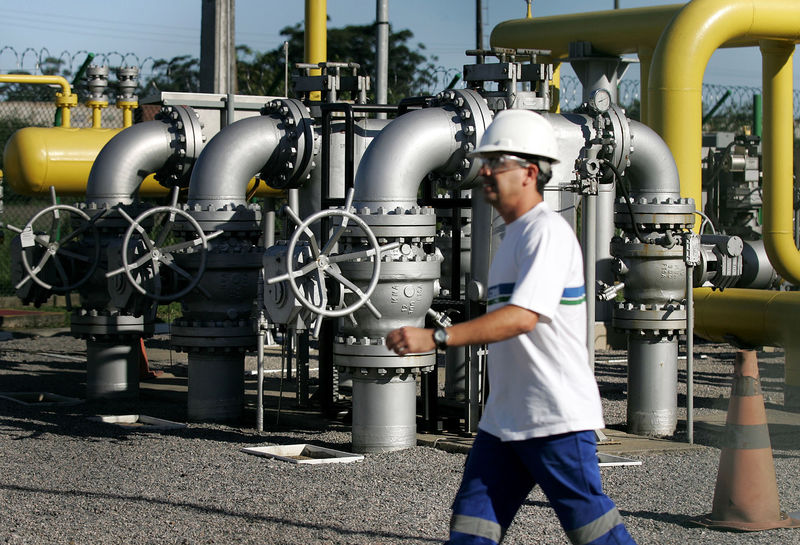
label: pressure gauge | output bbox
[588,89,612,113]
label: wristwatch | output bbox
[433,327,449,350]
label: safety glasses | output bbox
[478,154,531,175]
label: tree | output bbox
[144,22,438,103]
[143,55,201,94]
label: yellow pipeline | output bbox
[0,74,77,127]
[647,0,800,240]
[3,126,283,198]
[304,0,327,101]
[760,40,799,284]
[694,287,800,398]
[490,5,683,122]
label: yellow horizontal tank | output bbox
[3,126,283,198]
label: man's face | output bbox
[477,154,532,208]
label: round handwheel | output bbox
[284,208,387,319]
[110,205,212,302]
[16,204,101,293]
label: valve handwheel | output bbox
[3,190,103,293]
[107,202,222,302]
[268,189,399,335]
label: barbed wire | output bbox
[560,75,800,119]
[2,46,799,117]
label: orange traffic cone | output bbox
[695,349,800,531]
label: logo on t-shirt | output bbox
[560,285,586,305]
[487,282,514,306]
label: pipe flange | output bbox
[86,65,109,103]
[78,201,152,232]
[609,239,685,258]
[180,202,262,234]
[615,196,695,229]
[334,205,437,239]
[260,98,317,189]
[70,309,154,338]
[170,318,256,351]
[429,88,493,190]
[603,104,632,172]
[612,301,686,333]
[116,66,139,103]
[153,105,206,188]
[333,335,435,370]
[337,366,434,377]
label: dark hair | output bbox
[535,159,553,194]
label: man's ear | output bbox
[523,163,539,186]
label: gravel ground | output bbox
[1,329,799,545]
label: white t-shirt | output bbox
[479,201,604,441]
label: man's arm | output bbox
[385,304,539,356]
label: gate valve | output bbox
[2,186,103,295]
[266,188,399,338]
[105,187,223,303]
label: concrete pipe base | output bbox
[627,335,678,437]
[86,340,138,399]
[188,353,244,422]
[351,371,417,453]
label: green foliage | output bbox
[143,55,201,93]
[144,22,437,103]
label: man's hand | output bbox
[386,326,435,355]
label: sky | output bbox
[1,0,798,92]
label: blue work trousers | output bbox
[447,429,637,545]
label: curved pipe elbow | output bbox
[188,115,283,209]
[86,121,174,207]
[627,120,681,198]
[353,107,463,209]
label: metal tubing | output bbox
[760,40,799,284]
[694,287,800,409]
[489,5,682,121]
[0,74,75,127]
[627,120,681,197]
[351,372,418,453]
[353,107,464,208]
[86,121,174,207]
[187,352,245,422]
[376,0,389,114]
[646,0,800,234]
[627,334,678,436]
[584,193,597,368]
[188,115,283,209]
[85,340,138,399]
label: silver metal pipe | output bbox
[353,107,464,208]
[86,121,174,207]
[85,340,138,399]
[376,0,389,118]
[628,120,681,197]
[584,193,597,369]
[188,115,284,208]
[627,335,678,436]
[352,372,417,452]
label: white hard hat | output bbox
[470,109,560,164]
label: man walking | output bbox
[386,109,637,544]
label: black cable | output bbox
[602,160,644,243]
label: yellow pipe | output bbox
[117,100,137,128]
[3,126,284,198]
[0,74,77,128]
[86,100,107,129]
[760,40,799,284]
[490,5,682,123]
[694,287,800,396]
[647,0,800,234]
[304,0,327,101]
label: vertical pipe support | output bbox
[305,0,327,101]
